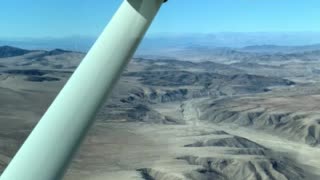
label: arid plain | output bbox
[1,45,320,179]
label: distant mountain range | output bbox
[137,32,320,53]
[240,44,320,53]
[1,32,320,53]
[0,46,74,58]
[0,36,95,52]
[2,43,320,64]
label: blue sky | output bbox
[0,0,320,39]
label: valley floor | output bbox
[64,101,320,180]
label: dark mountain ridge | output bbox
[0,46,33,58]
[0,46,75,58]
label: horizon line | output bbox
[2,31,320,40]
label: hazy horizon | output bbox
[2,32,320,52]
[2,0,320,52]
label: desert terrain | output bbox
[0,45,320,179]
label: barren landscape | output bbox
[1,45,320,179]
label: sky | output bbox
[0,0,320,39]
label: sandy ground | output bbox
[63,101,320,180]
